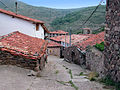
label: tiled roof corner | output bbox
[0,31,48,59]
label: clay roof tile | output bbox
[0,31,48,59]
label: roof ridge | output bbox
[0,8,44,24]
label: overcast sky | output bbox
[19,0,106,9]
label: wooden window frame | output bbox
[36,23,39,31]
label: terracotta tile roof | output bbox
[0,8,44,24]
[50,34,90,45]
[75,32,105,50]
[47,41,62,47]
[0,31,48,59]
[49,30,68,34]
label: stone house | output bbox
[63,46,86,65]
[63,32,104,66]
[0,31,48,71]
[47,41,64,58]
[0,8,49,39]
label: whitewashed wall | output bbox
[0,13,44,39]
[61,41,70,47]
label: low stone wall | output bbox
[0,50,46,71]
[63,46,86,66]
[63,46,105,76]
[86,47,104,77]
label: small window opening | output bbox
[87,30,90,34]
[36,23,39,31]
[71,51,75,62]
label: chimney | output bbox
[15,2,18,14]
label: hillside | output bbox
[0,0,81,29]
[0,0,106,33]
[51,5,106,34]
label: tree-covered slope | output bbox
[50,5,106,33]
[0,0,106,33]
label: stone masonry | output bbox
[104,0,120,82]
[63,46,86,66]
[0,50,46,71]
[86,47,104,77]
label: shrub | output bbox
[99,76,120,90]
[94,42,104,51]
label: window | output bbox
[36,23,39,31]
[87,30,90,34]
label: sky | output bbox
[19,0,106,9]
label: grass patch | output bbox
[55,70,59,74]
[87,72,99,81]
[56,80,79,90]
[69,69,73,79]
[99,76,120,90]
[68,80,79,90]
[79,72,84,76]
[75,72,88,76]
[56,80,69,86]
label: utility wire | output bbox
[0,0,13,11]
[81,0,104,27]
[0,0,9,8]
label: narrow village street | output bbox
[0,56,108,90]
[0,0,120,90]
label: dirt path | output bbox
[0,56,108,90]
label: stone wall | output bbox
[86,47,104,77]
[104,0,120,82]
[64,46,105,77]
[0,50,46,71]
[47,47,61,57]
[63,46,86,66]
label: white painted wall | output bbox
[61,41,70,47]
[0,13,44,39]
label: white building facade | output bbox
[0,9,49,39]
